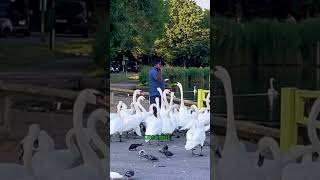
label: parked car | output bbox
[110,62,120,73]
[0,3,12,37]
[127,61,139,72]
[5,0,30,36]
[55,0,89,37]
[0,17,12,37]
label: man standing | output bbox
[149,59,165,107]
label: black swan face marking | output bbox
[257,153,265,167]
[215,149,222,159]
[18,143,24,161]
[33,139,39,149]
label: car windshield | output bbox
[56,2,84,17]
[0,4,8,17]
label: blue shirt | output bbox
[149,67,165,96]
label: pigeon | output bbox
[139,150,159,162]
[159,149,174,157]
[162,144,168,151]
[129,143,143,151]
[125,170,134,178]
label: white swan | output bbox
[180,107,209,131]
[31,129,83,178]
[86,108,108,157]
[145,98,162,143]
[168,92,179,130]
[267,77,279,111]
[136,95,150,121]
[0,124,39,180]
[120,90,141,115]
[157,87,167,116]
[204,124,210,132]
[176,82,193,127]
[161,104,180,134]
[120,100,144,137]
[110,171,123,179]
[162,89,171,110]
[46,89,107,180]
[110,101,125,141]
[185,105,206,156]
[307,97,320,149]
[110,101,122,120]
[214,66,259,180]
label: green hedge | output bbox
[139,66,209,88]
[213,17,320,65]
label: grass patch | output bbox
[54,39,93,57]
[0,43,56,69]
[87,63,106,77]
[127,73,139,80]
[110,73,129,83]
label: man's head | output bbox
[154,59,162,69]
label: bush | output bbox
[139,66,209,88]
[92,15,108,68]
[213,17,320,65]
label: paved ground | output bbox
[111,80,139,89]
[110,92,210,179]
[0,107,107,163]
[110,133,211,180]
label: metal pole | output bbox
[49,0,55,50]
[40,0,47,43]
[317,41,320,88]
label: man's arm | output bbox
[157,69,163,81]
[152,69,163,82]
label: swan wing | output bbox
[110,171,124,179]
[134,126,142,136]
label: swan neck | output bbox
[138,102,147,113]
[307,99,320,147]
[87,112,108,157]
[223,77,238,142]
[23,138,35,176]
[158,89,165,108]
[270,79,274,89]
[73,95,105,177]
[170,94,174,106]
[178,85,184,107]
[133,92,138,103]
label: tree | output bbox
[110,0,167,59]
[155,0,209,67]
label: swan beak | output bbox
[18,144,24,161]
[95,94,109,108]
[257,153,265,167]
[33,139,39,149]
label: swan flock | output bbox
[213,65,320,180]
[1,89,112,180]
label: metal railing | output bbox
[197,89,210,109]
[280,88,320,152]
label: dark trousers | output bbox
[150,95,161,116]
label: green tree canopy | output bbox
[110,0,167,58]
[155,0,209,66]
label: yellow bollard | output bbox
[197,89,204,110]
[280,88,297,152]
[197,89,210,110]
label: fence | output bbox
[197,89,210,109]
[110,87,197,107]
[0,81,79,136]
[280,88,320,152]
